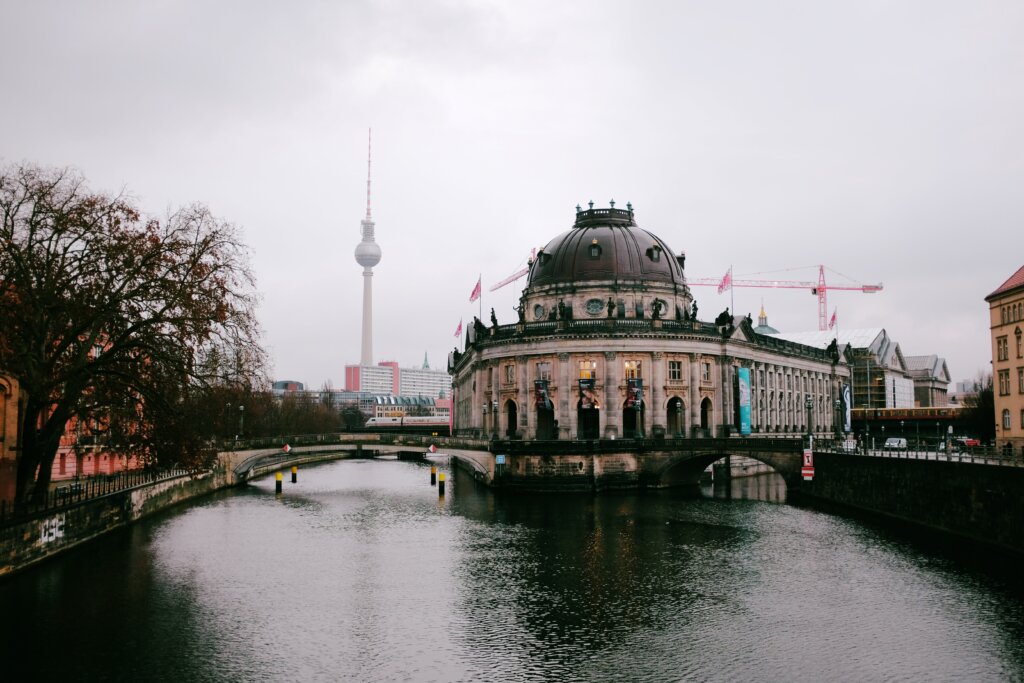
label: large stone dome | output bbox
[527,206,685,288]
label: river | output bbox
[2,456,1023,681]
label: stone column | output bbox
[604,351,619,439]
[517,355,530,439]
[650,352,665,436]
[558,353,573,440]
[689,354,700,436]
[491,363,500,439]
[721,359,735,436]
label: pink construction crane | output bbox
[688,265,883,331]
[489,249,536,292]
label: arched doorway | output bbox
[505,399,518,439]
[577,400,600,440]
[667,397,685,436]
[700,397,712,436]
[536,402,555,439]
[622,400,645,438]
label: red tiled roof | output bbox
[986,265,1024,301]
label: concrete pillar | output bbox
[491,363,500,439]
[558,353,572,439]
[517,355,530,439]
[689,354,700,436]
[604,351,619,439]
[651,352,665,435]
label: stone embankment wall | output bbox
[1,448,351,578]
[801,452,1024,555]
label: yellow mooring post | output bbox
[275,471,283,494]
[291,466,297,483]
[430,465,437,486]
[438,472,445,496]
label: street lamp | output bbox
[675,398,683,438]
[804,395,813,446]
[238,404,245,439]
[834,398,842,440]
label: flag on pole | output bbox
[828,308,837,330]
[717,267,732,294]
[454,319,463,337]
[469,277,482,303]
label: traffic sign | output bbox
[495,454,506,465]
[802,448,814,480]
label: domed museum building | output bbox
[448,203,851,485]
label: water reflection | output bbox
[0,458,1021,682]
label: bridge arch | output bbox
[652,447,804,489]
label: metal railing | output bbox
[0,467,192,527]
[813,438,1024,468]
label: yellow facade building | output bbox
[986,265,1024,455]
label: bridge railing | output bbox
[813,438,1024,468]
[0,467,192,528]
[489,437,803,456]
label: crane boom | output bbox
[489,267,529,292]
[688,265,882,330]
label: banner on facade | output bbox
[579,378,598,409]
[737,367,752,435]
[842,383,852,433]
[534,379,553,410]
[625,378,643,409]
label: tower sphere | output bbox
[355,240,382,268]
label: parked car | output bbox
[883,437,908,450]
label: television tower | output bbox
[354,129,381,366]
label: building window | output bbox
[997,336,1009,362]
[1021,409,1024,429]
[1019,367,1024,393]
[537,361,552,381]
[578,360,597,379]
[669,360,682,381]
[1017,329,1022,358]
[999,369,1010,395]
[487,367,493,387]
[624,360,641,379]
[701,362,711,382]
[504,364,515,384]
[588,240,602,259]
[1003,409,1011,430]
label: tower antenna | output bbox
[365,128,372,220]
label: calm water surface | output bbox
[2,457,1023,682]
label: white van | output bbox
[883,437,908,451]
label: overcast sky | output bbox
[2,1,1021,388]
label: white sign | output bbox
[495,454,506,465]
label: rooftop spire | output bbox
[365,128,373,220]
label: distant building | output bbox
[904,355,951,407]
[344,358,451,398]
[986,264,1024,454]
[752,304,779,335]
[271,380,305,395]
[769,328,915,409]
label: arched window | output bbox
[588,239,602,259]
[1003,409,1011,430]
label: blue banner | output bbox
[738,367,751,435]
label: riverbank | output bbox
[0,446,353,579]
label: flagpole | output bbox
[730,265,734,319]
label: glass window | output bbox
[578,359,596,379]
[624,360,641,379]
[1003,409,1011,429]
[504,364,515,384]
[999,370,1010,395]
[998,337,1009,361]
[701,362,711,382]
[669,360,682,381]
[537,361,552,381]
[1019,367,1024,393]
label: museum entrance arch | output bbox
[700,397,712,436]
[505,399,518,438]
[536,403,556,439]
[577,401,600,440]
[667,396,685,436]
[622,400,645,438]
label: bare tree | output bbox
[0,164,266,505]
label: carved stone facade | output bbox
[449,206,851,442]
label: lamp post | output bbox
[238,404,245,439]
[225,403,232,440]
[805,395,813,447]
[676,399,683,438]
[935,421,940,451]
[834,398,842,440]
